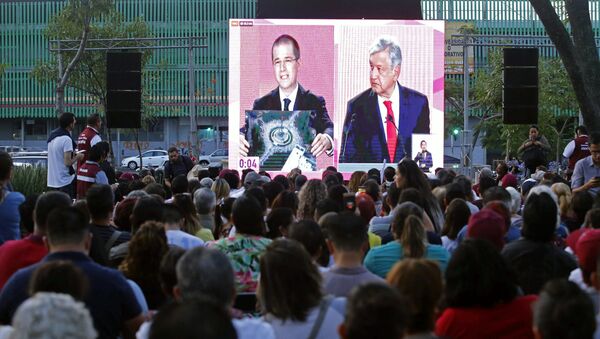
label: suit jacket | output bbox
[248,84,334,138]
[339,84,430,163]
[414,151,433,171]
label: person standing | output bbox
[76,144,109,200]
[517,125,550,176]
[163,147,194,189]
[76,113,102,168]
[413,140,433,172]
[572,133,600,197]
[563,125,590,180]
[47,112,84,198]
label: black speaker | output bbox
[106,52,142,129]
[257,0,423,19]
[503,48,538,125]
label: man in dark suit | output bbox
[339,36,430,163]
[239,34,334,158]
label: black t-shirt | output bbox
[501,238,577,294]
[164,155,193,181]
[89,223,131,266]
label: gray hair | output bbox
[369,35,402,69]
[127,190,149,199]
[505,187,522,215]
[193,187,216,214]
[176,247,235,305]
[11,292,97,339]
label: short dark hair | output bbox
[288,220,324,258]
[58,112,76,129]
[171,175,189,195]
[162,203,184,225]
[576,125,588,135]
[445,183,467,203]
[144,183,166,199]
[271,191,299,215]
[272,174,290,190]
[522,191,558,242]
[259,239,322,321]
[159,247,186,299]
[483,186,511,205]
[478,176,497,196]
[231,195,264,236]
[29,260,88,301]
[344,283,407,339]
[46,207,89,247]
[87,144,103,162]
[95,141,110,158]
[572,191,594,225]
[167,146,178,154]
[398,187,425,207]
[131,196,164,233]
[149,297,237,339]
[85,184,114,220]
[266,207,295,239]
[272,34,300,60]
[585,208,600,229]
[530,124,539,131]
[34,192,72,230]
[222,171,240,190]
[384,166,396,182]
[19,194,39,234]
[295,174,308,191]
[534,279,596,339]
[87,113,101,127]
[364,179,380,202]
[315,198,341,220]
[326,212,367,251]
[262,181,284,208]
[0,151,12,181]
[445,239,517,308]
[327,184,348,209]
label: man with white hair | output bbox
[339,35,430,163]
[193,188,216,241]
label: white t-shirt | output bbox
[136,316,275,339]
[47,135,74,188]
[264,298,345,339]
[166,230,205,249]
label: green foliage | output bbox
[12,167,47,197]
[31,0,153,120]
[469,48,578,160]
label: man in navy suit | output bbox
[239,34,334,158]
[339,36,430,164]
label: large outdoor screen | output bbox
[229,19,445,175]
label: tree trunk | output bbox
[135,129,142,170]
[528,0,600,133]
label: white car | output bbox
[121,150,168,170]
[197,149,228,166]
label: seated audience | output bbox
[441,199,471,253]
[119,221,168,310]
[0,191,71,289]
[289,220,328,269]
[436,239,537,338]
[298,179,327,221]
[259,239,344,339]
[173,193,212,241]
[467,209,507,251]
[162,204,204,249]
[0,151,25,246]
[87,184,131,266]
[209,195,271,292]
[364,202,449,278]
[502,187,577,294]
[158,247,186,304]
[0,207,144,338]
[387,259,442,338]
[339,283,407,339]
[322,212,383,297]
[266,207,295,239]
[194,188,217,236]
[533,280,596,339]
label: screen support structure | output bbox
[49,36,208,165]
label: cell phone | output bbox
[343,193,356,212]
[594,176,600,181]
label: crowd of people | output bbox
[0,114,600,338]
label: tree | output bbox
[32,1,153,165]
[528,0,600,133]
[470,48,578,162]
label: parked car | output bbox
[12,155,47,168]
[0,146,26,154]
[197,149,228,166]
[121,150,169,170]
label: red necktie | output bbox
[384,100,397,163]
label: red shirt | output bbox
[0,235,47,290]
[435,295,537,339]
